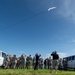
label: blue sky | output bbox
[0,0,75,58]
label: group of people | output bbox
[3,51,60,73]
[3,54,25,69]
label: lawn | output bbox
[0,69,75,75]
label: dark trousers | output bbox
[34,61,38,70]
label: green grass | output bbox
[0,69,75,75]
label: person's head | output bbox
[29,55,31,56]
[7,54,8,56]
[36,53,38,56]
[13,54,16,57]
[49,57,51,59]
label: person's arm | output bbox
[51,51,55,56]
[39,54,41,57]
[57,58,60,63]
[57,54,59,62]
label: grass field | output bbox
[0,68,75,75]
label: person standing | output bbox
[48,57,52,69]
[51,51,59,73]
[34,53,41,70]
[11,54,17,69]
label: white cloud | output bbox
[58,0,75,21]
[48,7,56,11]
[58,52,68,58]
[45,54,51,58]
